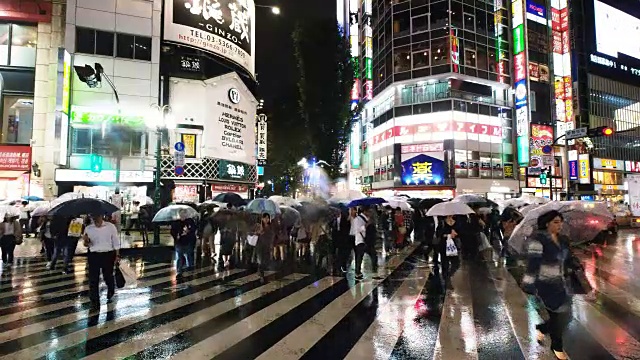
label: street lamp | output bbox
[147,104,174,245]
[256,4,280,15]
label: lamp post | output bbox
[255,4,281,15]
[147,104,173,245]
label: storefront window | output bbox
[9,24,37,67]
[70,126,147,156]
[1,96,34,144]
[593,170,624,185]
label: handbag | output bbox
[445,234,458,257]
[14,236,23,245]
[247,235,259,246]
[114,262,126,289]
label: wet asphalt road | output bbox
[0,229,638,359]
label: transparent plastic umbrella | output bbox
[426,201,475,217]
[246,199,281,216]
[508,201,614,254]
[0,206,20,220]
[269,195,301,207]
[152,205,200,223]
[384,199,413,211]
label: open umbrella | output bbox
[453,194,497,208]
[212,193,247,207]
[246,198,281,216]
[346,197,386,208]
[0,205,20,220]
[50,193,84,208]
[384,199,412,211]
[31,205,51,217]
[152,204,200,223]
[279,206,301,228]
[48,198,119,218]
[426,201,475,217]
[418,198,444,210]
[269,195,301,207]
[23,195,43,201]
[508,201,614,254]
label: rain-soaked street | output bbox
[0,229,638,360]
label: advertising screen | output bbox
[589,0,640,84]
[164,0,256,78]
[400,154,445,186]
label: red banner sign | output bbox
[371,123,502,145]
[0,145,31,171]
[401,143,444,154]
[211,183,248,193]
[0,1,52,23]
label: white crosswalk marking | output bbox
[0,235,636,360]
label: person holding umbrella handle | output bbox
[82,213,120,311]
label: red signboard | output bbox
[514,53,527,82]
[211,183,248,193]
[551,8,561,31]
[0,0,52,23]
[560,8,569,31]
[0,145,31,171]
[626,161,640,173]
[371,123,502,145]
[561,31,570,54]
[401,143,444,154]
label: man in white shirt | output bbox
[83,214,120,309]
[353,207,378,280]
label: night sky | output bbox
[254,0,336,106]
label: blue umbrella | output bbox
[246,199,281,216]
[346,197,386,208]
[23,196,43,201]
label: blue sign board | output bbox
[526,0,546,24]
[401,154,446,186]
[174,142,185,152]
[175,166,184,176]
[569,160,578,180]
[515,79,528,108]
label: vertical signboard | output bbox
[578,153,590,184]
[256,114,267,166]
[628,175,640,217]
[568,149,578,180]
[55,48,71,166]
[450,29,460,73]
[363,0,373,100]
[350,122,361,169]
[349,0,360,110]
[494,0,506,83]
[551,0,573,144]
[529,124,554,168]
[512,0,530,166]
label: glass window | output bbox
[393,11,410,37]
[431,37,449,66]
[464,13,475,32]
[135,36,152,61]
[477,46,488,70]
[412,50,429,68]
[95,30,114,56]
[430,1,448,29]
[476,8,488,35]
[412,15,428,33]
[530,90,537,112]
[76,27,96,54]
[117,33,134,59]
[71,128,91,154]
[394,49,411,72]
[1,96,34,144]
[464,49,476,67]
[451,2,463,29]
[0,24,8,65]
[455,149,468,178]
[10,25,37,67]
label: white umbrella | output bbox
[328,190,366,204]
[269,195,301,207]
[50,192,84,207]
[31,205,51,217]
[144,196,154,205]
[0,205,20,220]
[508,201,614,254]
[384,199,413,211]
[426,201,475,216]
[152,204,199,223]
[519,203,542,216]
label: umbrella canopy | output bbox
[0,205,20,220]
[50,193,84,208]
[172,201,199,211]
[426,201,475,217]
[152,204,200,223]
[519,203,543,216]
[48,198,119,218]
[328,190,366,204]
[453,194,497,208]
[346,197,386,208]
[23,195,43,201]
[384,199,413,211]
[144,196,154,205]
[212,193,247,207]
[279,206,301,228]
[269,195,301,207]
[418,198,444,210]
[508,201,614,254]
[31,205,51,217]
[246,198,281,216]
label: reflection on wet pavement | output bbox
[0,230,637,359]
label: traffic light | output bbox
[588,126,614,137]
[539,170,548,185]
[90,154,103,173]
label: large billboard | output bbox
[164,0,256,78]
[588,0,640,84]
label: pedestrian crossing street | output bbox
[0,236,638,360]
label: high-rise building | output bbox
[342,0,519,200]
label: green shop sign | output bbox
[70,108,146,127]
[219,160,250,181]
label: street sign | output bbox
[173,151,185,167]
[174,142,185,152]
[566,127,588,140]
[542,145,553,154]
[542,155,555,166]
[175,166,184,176]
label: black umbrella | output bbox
[419,198,444,210]
[212,193,247,207]
[48,198,119,218]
